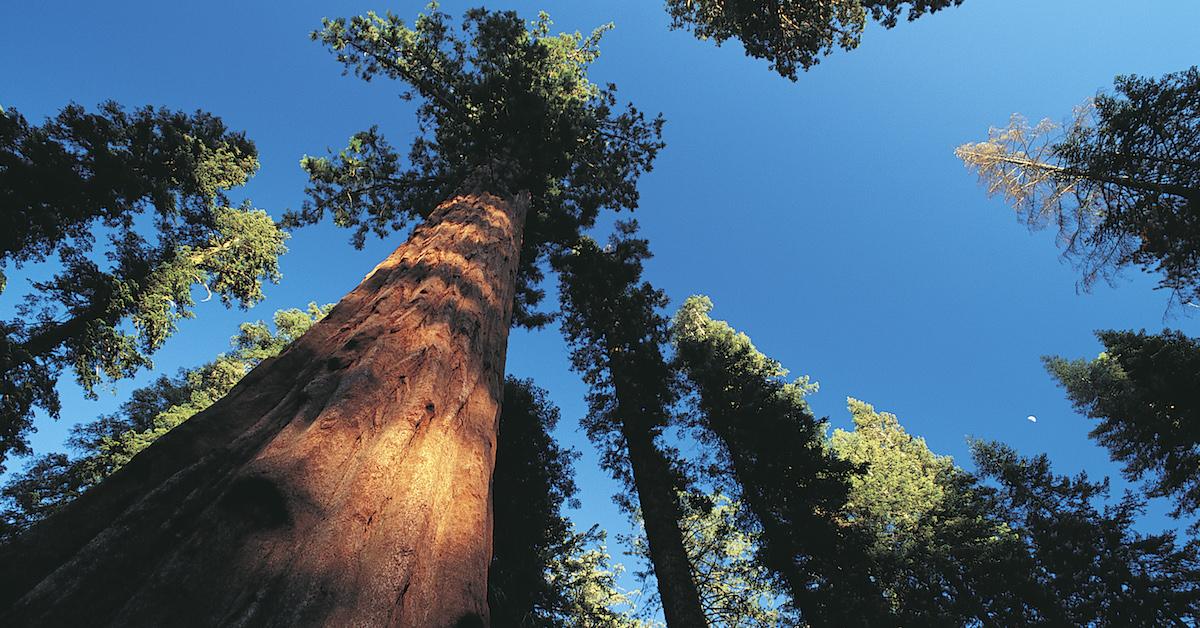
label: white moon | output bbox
[1027,415,1037,423]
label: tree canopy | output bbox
[289,6,664,326]
[0,101,286,473]
[957,67,1200,303]
[665,0,964,80]
[832,399,1027,625]
[832,399,1200,624]
[1046,329,1200,524]
[671,295,878,623]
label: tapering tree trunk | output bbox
[620,421,710,627]
[0,181,528,627]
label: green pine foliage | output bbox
[545,525,650,628]
[628,492,794,627]
[973,440,1200,624]
[0,304,330,540]
[0,102,287,472]
[1046,329,1200,523]
[671,295,879,624]
[831,398,1200,624]
[289,6,664,326]
[832,399,1029,625]
[665,0,964,80]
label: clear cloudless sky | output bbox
[4,0,1200,605]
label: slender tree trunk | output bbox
[0,179,528,627]
[619,412,709,627]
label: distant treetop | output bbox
[665,0,965,80]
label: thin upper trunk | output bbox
[0,178,528,627]
[958,147,1200,200]
[614,389,705,628]
[620,420,710,627]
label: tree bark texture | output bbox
[0,183,528,627]
[620,421,710,627]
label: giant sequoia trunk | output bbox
[0,180,528,627]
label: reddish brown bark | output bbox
[0,182,528,627]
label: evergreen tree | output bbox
[291,7,664,327]
[957,67,1200,303]
[832,399,1030,625]
[1046,329,1200,523]
[490,377,579,626]
[973,440,1200,625]
[832,399,1200,624]
[545,526,650,628]
[0,304,330,540]
[0,101,287,472]
[491,377,646,627]
[665,0,964,80]
[1,8,662,626]
[670,295,880,624]
[556,222,708,627]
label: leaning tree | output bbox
[957,67,1200,304]
[556,223,709,626]
[0,7,661,627]
[671,296,883,624]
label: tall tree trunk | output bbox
[0,179,528,627]
[615,397,709,627]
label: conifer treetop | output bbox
[291,5,666,326]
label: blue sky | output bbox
[4,0,1200,605]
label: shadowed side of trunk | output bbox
[0,182,528,628]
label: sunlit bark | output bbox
[1,178,527,628]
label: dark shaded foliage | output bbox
[665,0,963,80]
[555,224,676,480]
[1047,329,1200,522]
[1057,68,1200,299]
[288,7,664,327]
[555,222,707,627]
[670,296,884,624]
[973,440,1200,625]
[489,377,579,626]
